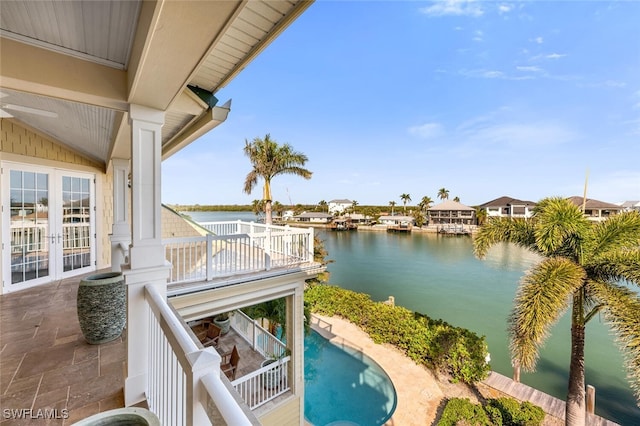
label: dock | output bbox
[481,371,619,425]
[437,224,471,235]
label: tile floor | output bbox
[0,273,126,425]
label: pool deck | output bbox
[309,314,445,426]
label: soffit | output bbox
[0,0,313,167]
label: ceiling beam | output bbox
[127,0,240,111]
[0,38,129,111]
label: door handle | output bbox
[57,234,62,244]
[50,234,56,244]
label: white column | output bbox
[286,283,305,425]
[110,158,130,272]
[123,104,170,406]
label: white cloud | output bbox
[464,122,577,148]
[516,66,543,72]
[546,53,566,59]
[498,4,513,14]
[459,69,534,80]
[472,30,484,42]
[420,0,484,18]
[408,122,445,139]
[603,80,626,88]
[534,36,544,44]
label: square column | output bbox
[123,104,170,406]
[286,282,305,424]
[110,158,130,272]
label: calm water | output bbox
[187,212,639,424]
[304,330,397,425]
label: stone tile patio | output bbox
[0,273,126,425]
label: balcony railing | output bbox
[164,221,314,285]
[229,310,290,409]
[145,284,257,425]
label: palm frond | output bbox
[509,257,585,371]
[243,170,258,194]
[589,280,640,402]
[585,211,640,258]
[586,249,640,285]
[532,197,591,259]
[473,217,535,258]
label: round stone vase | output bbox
[77,272,126,345]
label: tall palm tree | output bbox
[351,200,358,214]
[318,200,327,212]
[400,193,411,213]
[438,188,449,201]
[389,201,396,215]
[474,197,640,426]
[419,196,433,212]
[243,134,312,224]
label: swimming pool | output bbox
[304,330,397,426]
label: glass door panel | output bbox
[61,175,92,273]
[9,170,51,286]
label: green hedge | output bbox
[437,397,545,426]
[438,398,545,426]
[304,284,490,384]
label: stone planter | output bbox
[77,272,125,345]
[71,407,159,425]
[214,315,231,334]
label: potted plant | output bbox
[213,312,231,334]
[261,348,289,389]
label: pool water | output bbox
[304,330,397,426]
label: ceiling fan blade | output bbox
[2,104,58,118]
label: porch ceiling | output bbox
[0,0,313,168]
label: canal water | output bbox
[186,211,639,424]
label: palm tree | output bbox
[318,200,327,212]
[438,188,449,201]
[351,200,358,214]
[474,197,640,426]
[453,196,460,202]
[475,207,487,226]
[400,193,411,213]
[389,201,396,215]
[419,196,433,212]
[243,134,312,224]
[251,199,265,220]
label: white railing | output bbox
[164,221,314,284]
[231,310,287,358]
[145,285,255,425]
[231,356,291,410]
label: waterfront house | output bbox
[427,200,476,225]
[478,196,536,219]
[0,1,321,425]
[328,199,353,215]
[566,196,622,222]
[378,215,414,231]
[293,212,333,224]
[618,200,640,213]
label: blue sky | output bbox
[162,0,640,207]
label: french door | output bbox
[2,163,96,293]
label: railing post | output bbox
[264,228,271,271]
[237,219,242,235]
[187,348,220,425]
[253,320,259,351]
[308,227,314,261]
[206,234,214,281]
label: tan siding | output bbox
[258,396,301,426]
[161,207,207,238]
[0,118,110,272]
[0,119,102,168]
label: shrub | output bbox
[437,398,491,426]
[304,285,490,384]
[487,398,545,426]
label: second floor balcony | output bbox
[161,220,320,290]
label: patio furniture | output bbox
[202,323,222,347]
[221,345,240,380]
